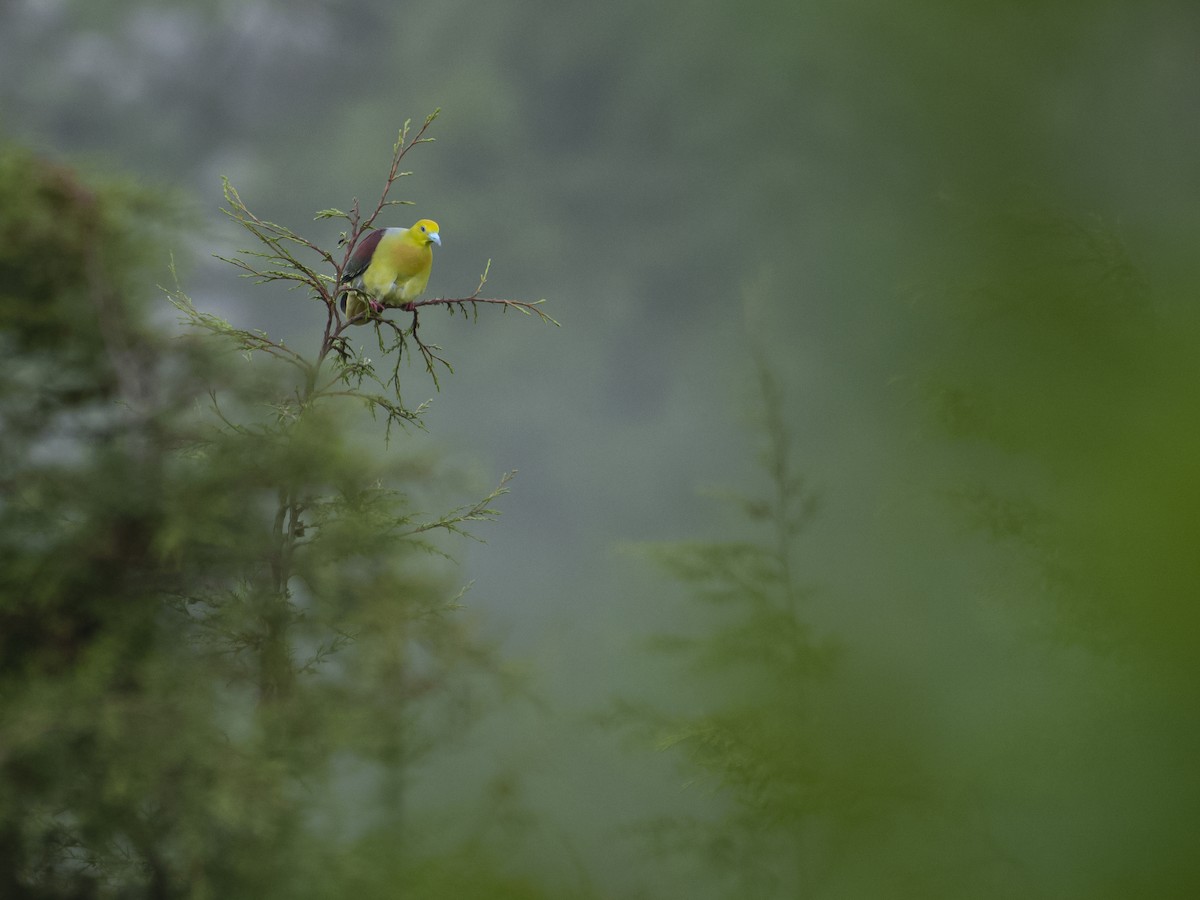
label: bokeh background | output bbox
[4,1,1200,896]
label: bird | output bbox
[338,219,441,321]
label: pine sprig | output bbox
[402,470,517,542]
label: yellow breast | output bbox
[364,229,433,304]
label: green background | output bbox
[3,1,1199,896]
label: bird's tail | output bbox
[339,290,370,323]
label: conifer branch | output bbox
[401,471,517,541]
[193,114,549,666]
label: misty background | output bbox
[3,0,1199,896]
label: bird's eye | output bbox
[420,225,426,232]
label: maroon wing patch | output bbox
[341,229,386,283]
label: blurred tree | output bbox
[904,197,1200,897]
[914,198,1199,658]
[610,357,942,898]
[613,208,1200,897]
[0,132,565,898]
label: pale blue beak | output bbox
[430,232,441,246]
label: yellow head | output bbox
[411,219,441,246]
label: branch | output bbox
[400,471,517,541]
[165,278,314,377]
[365,110,441,233]
[409,294,558,325]
[406,257,558,324]
[334,257,557,389]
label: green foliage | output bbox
[610,358,874,897]
[616,346,1124,898]
[881,197,1200,898]
[0,134,561,897]
[621,204,1200,898]
[911,197,1200,666]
